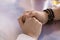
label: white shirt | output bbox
[16,34,35,40]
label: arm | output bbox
[52,7,60,20]
[18,6,60,40]
[29,7,60,24]
[42,7,60,24]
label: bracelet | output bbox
[43,9,55,24]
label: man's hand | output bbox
[18,15,42,39]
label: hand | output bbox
[18,10,48,39]
[22,10,48,24]
[18,15,42,39]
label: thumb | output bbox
[18,16,24,27]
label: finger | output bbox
[23,11,32,15]
[18,16,24,27]
[22,14,31,23]
[29,11,38,18]
[23,11,34,18]
[31,11,41,21]
[33,17,42,24]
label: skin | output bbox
[52,7,60,20]
[18,11,43,40]
[18,6,60,40]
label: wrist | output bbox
[42,11,48,24]
[43,9,55,24]
[27,33,38,40]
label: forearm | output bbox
[41,7,60,24]
[52,7,60,20]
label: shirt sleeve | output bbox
[16,34,35,40]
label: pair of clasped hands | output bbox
[18,10,48,39]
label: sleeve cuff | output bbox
[16,34,35,40]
